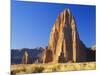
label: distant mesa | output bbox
[11,9,96,64]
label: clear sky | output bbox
[11,0,96,49]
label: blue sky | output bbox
[11,0,96,49]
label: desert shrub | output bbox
[56,65,61,70]
[11,70,16,75]
[32,66,44,73]
[11,66,26,75]
[11,69,21,75]
[51,67,57,72]
[11,69,22,75]
[51,65,60,72]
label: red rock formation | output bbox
[44,9,87,63]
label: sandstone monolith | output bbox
[44,9,87,63]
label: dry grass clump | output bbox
[11,62,96,75]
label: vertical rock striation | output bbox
[44,9,87,63]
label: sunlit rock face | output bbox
[22,51,29,64]
[44,9,87,63]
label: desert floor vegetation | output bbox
[11,62,96,75]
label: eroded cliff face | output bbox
[44,9,87,63]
